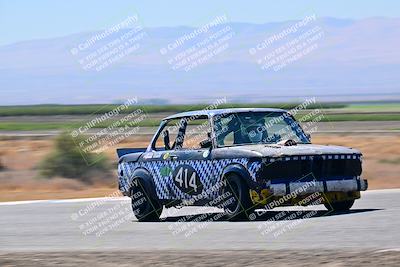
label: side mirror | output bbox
[200,138,212,149]
[306,133,311,142]
[162,130,171,150]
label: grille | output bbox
[259,154,362,183]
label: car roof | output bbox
[163,108,286,120]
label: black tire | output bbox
[221,174,253,221]
[130,179,162,222]
[324,199,354,212]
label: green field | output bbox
[0,103,347,116]
[0,120,162,131]
[344,103,400,112]
[0,113,399,131]
[0,102,398,131]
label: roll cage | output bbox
[146,108,307,152]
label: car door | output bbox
[143,118,181,200]
[166,116,216,201]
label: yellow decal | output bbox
[250,189,272,205]
[250,189,260,203]
[261,189,271,199]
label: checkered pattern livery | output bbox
[118,153,361,200]
[119,158,262,200]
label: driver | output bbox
[241,119,267,143]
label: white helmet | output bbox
[245,123,265,143]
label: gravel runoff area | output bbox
[1,250,400,266]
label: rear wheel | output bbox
[130,179,162,222]
[324,199,354,212]
[221,174,253,221]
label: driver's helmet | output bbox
[241,119,266,143]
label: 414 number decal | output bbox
[172,165,203,195]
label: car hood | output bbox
[217,144,361,158]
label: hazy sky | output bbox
[1,0,399,45]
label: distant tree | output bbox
[38,132,109,183]
[0,152,4,171]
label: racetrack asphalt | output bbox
[0,189,399,253]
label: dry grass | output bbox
[0,134,399,201]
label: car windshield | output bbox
[213,111,309,147]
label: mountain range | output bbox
[1,17,399,105]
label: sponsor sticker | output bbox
[143,153,153,159]
[163,152,170,160]
[153,152,163,158]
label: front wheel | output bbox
[324,199,354,212]
[221,174,253,221]
[130,179,162,222]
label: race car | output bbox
[117,108,368,221]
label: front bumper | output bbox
[269,177,368,196]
